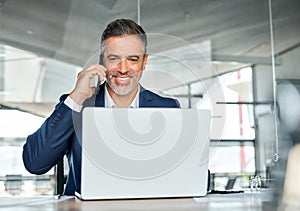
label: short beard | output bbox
[107,71,138,96]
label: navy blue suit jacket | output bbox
[22,84,180,195]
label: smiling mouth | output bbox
[108,71,136,85]
[114,76,131,84]
[117,77,129,81]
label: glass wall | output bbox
[270,0,300,206]
[165,66,255,190]
[0,45,79,195]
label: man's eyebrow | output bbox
[106,54,141,59]
[128,55,140,58]
[106,54,120,58]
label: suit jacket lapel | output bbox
[95,84,105,107]
[139,85,153,107]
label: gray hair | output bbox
[99,19,147,64]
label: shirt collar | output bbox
[104,84,140,108]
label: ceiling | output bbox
[0,0,300,116]
[0,0,299,64]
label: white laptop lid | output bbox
[79,108,210,200]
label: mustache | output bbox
[108,71,136,78]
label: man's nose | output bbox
[117,59,129,73]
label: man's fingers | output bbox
[84,64,107,73]
[81,64,107,80]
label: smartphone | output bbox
[89,54,106,87]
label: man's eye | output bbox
[109,57,119,61]
[128,58,138,62]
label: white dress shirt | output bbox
[64,84,140,112]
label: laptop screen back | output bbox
[80,108,210,200]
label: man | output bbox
[22,19,180,195]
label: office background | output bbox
[0,0,299,197]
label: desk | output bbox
[0,189,276,211]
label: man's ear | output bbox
[142,54,148,71]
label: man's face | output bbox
[103,35,148,96]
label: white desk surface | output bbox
[0,189,287,211]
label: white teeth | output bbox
[118,77,129,81]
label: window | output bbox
[0,45,79,196]
[0,109,53,196]
[166,67,256,190]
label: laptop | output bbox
[76,107,211,200]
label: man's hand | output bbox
[69,64,107,105]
